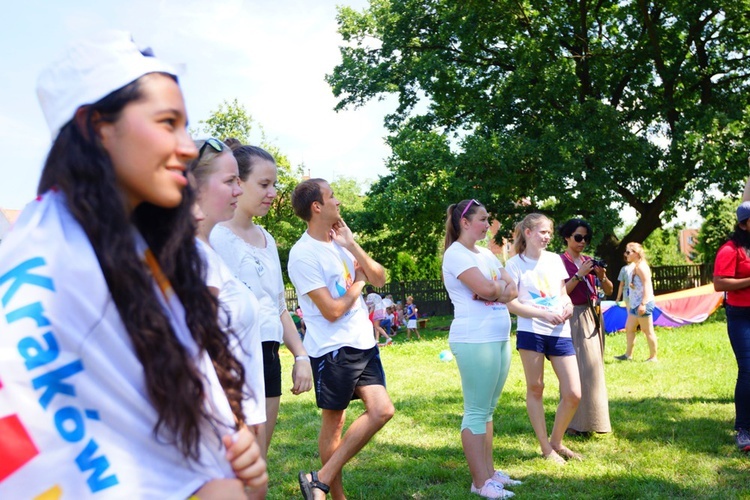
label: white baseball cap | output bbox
[37,30,178,140]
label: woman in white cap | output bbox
[713,177,750,453]
[0,31,265,498]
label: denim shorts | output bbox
[630,300,655,317]
[516,330,576,358]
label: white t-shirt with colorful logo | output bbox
[288,232,376,358]
[506,250,571,337]
[442,242,511,343]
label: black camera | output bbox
[589,258,607,272]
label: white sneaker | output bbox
[492,470,523,486]
[470,479,515,498]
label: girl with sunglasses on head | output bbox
[209,139,313,492]
[0,32,265,498]
[505,213,581,464]
[442,199,520,498]
[558,219,612,436]
[614,243,658,362]
[189,138,271,498]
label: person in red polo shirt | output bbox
[714,176,750,454]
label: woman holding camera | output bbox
[559,219,612,435]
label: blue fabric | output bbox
[603,303,663,333]
[726,305,750,430]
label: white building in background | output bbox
[0,208,21,245]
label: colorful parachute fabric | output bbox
[602,285,724,333]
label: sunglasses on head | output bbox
[572,234,591,243]
[197,138,224,160]
[459,199,481,219]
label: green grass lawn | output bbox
[267,311,749,499]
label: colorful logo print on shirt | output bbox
[0,378,39,481]
[336,256,353,297]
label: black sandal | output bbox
[298,470,330,499]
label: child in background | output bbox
[379,308,393,340]
[385,306,397,336]
[383,294,395,309]
[393,304,403,335]
[406,296,421,340]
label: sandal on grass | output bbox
[553,445,583,461]
[298,471,330,499]
[543,450,566,465]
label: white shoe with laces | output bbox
[470,478,515,498]
[492,470,523,487]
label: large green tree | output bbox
[643,227,690,265]
[193,98,254,143]
[196,99,308,281]
[328,0,750,279]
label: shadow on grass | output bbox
[267,318,748,498]
[268,389,750,499]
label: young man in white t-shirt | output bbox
[288,178,394,500]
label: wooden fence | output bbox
[650,263,714,294]
[285,279,454,317]
[285,263,716,316]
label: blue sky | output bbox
[0,0,394,210]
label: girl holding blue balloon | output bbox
[442,199,521,499]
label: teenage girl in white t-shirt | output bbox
[210,140,313,490]
[442,199,521,499]
[188,138,269,497]
[505,214,581,464]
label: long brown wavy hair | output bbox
[37,74,246,460]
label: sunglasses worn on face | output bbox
[198,138,224,160]
[460,199,481,219]
[624,250,632,255]
[573,234,591,243]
